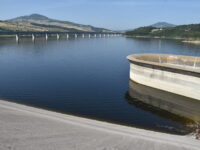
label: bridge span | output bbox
[0,31,122,42]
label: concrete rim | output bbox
[127,53,200,74]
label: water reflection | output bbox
[1,37,200,135]
[127,80,200,124]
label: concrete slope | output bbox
[0,100,199,150]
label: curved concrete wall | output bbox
[128,80,200,122]
[127,54,200,100]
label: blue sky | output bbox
[0,0,200,30]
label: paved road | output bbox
[0,100,199,150]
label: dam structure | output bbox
[127,54,200,100]
[128,80,200,123]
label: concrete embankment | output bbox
[0,100,200,150]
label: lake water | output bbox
[0,36,200,135]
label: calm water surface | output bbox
[0,37,200,134]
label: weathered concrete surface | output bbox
[127,54,200,100]
[127,54,200,71]
[128,80,200,122]
[0,100,199,150]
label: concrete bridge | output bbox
[0,31,122,42]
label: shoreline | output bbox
[125,35,200,44]
[0,99,199,150]
[182,40,200,44]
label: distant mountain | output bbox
[8,14,49,21]
[151,22,176,28]
[0,14,112,33]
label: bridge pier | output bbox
[94,34,96,38]
[88,34,91,38]
[75,34,77,38]
[57,34,60,40]
[66,34,69,39]
[99,34,102,38]
[16,34,19,43]
[32,34,35,42]
[45,34,48,40]
[82,34,85,38]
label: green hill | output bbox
[0,14,112,33]
[125,24,200,40]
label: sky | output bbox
[0,0,200,30]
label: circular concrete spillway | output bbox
[127,54,200,100]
